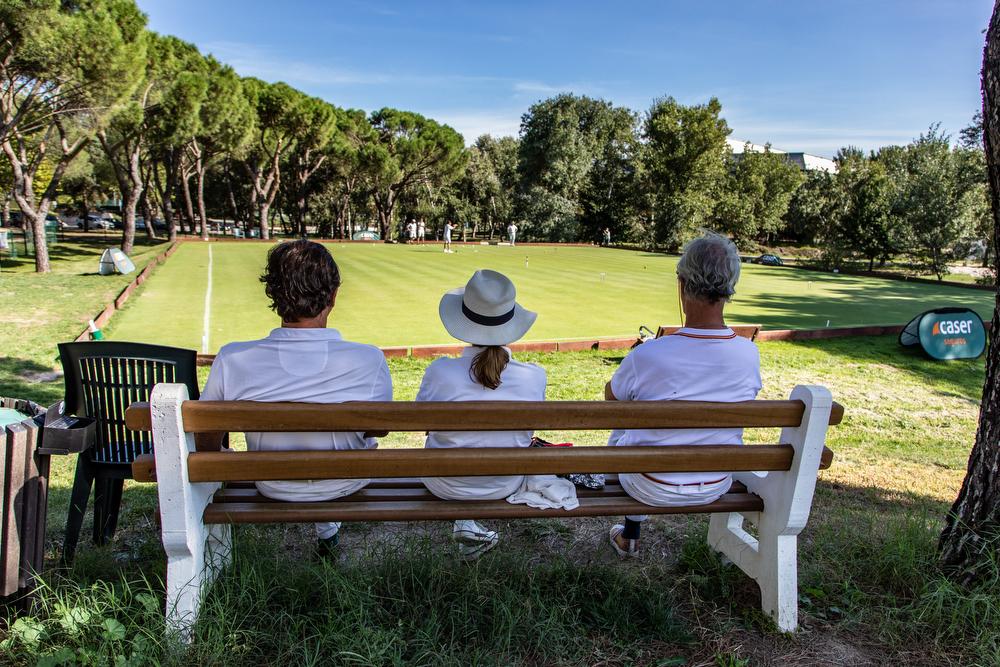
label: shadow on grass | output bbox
[2,234,169,273]
[737,278,992,330]
[0,356,64,406]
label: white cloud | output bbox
[428,110,523,144]
[512,80,610,98]
[203,41,385,86]
[203,41,506,89]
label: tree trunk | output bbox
[939,0,1000,584]
[259,201,270,240]
[140,162,159,241]
[24,210,50,272]
[140,189,156,240]
[180,171,196,236]
[1,191,9,228]
[120,150,143,255]
[196,162,209,241]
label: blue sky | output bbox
[138,0,991,157]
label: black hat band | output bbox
[462,301,516,326]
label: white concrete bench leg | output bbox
[708,384,832,632]
[151,383,231,641]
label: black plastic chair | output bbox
[58,342,199,562]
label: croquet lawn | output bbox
[106,242,996,351]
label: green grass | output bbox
[0,235,169,405]
[3,237,1000,664]
[106,242,995,351]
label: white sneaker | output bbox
[608,524,639,559]
[453,520,499,560]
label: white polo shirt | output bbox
[201,327,393,502]
[609,327,762,486]
[417,347,547,500]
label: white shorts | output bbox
[619,473,732,508]
[422,475,524,501]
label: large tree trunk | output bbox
[939,0,1000,584]
[24,210,50,272]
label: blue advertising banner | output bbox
[899,308,987,360]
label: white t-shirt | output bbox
[507,224,517,237]
[407,223,417,238]
[443,223,453,241]
[417,347,547,500]
[608,327,762,486]
[201,327,393,502]
[417,222,425,237]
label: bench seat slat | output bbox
[212,484,634,503]
[203,493,764,524]
[214,479,749,503]
[132,447,832,483]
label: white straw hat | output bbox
[439,270,537,346]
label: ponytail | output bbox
[469,346,509,390]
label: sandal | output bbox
[608,524,639,559]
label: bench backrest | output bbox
[126,385,840,484]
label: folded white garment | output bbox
[506,474,579,510]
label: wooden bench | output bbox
[126,383,842,638]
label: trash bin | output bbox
[0,397,50,601]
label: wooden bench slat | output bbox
[203,493,765,524]
[124,399,845,432]
[131,447,833,484]
[190,444,805,483]
[214,480,749,501]
[212,484,633,504]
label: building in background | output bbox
[727,139,838,173]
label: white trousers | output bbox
[620,473,732,522]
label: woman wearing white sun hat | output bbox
[418,269,546,560]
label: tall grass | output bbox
[3,529,694,666]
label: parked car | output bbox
[55,215,76,230]
[77,215,115,230]
[754,253,784,266]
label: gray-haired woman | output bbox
[603,232,762,558]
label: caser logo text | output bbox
[932,320,975,336]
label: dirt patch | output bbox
[5,310,51,327]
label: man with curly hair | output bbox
[200,240,392,557]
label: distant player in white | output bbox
[406,219,417,243]
[443,220,455,253]
[507,222,518,246]
[417,219,426,243]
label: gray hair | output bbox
[676,232,741,303]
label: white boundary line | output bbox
[201,244,213,353]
